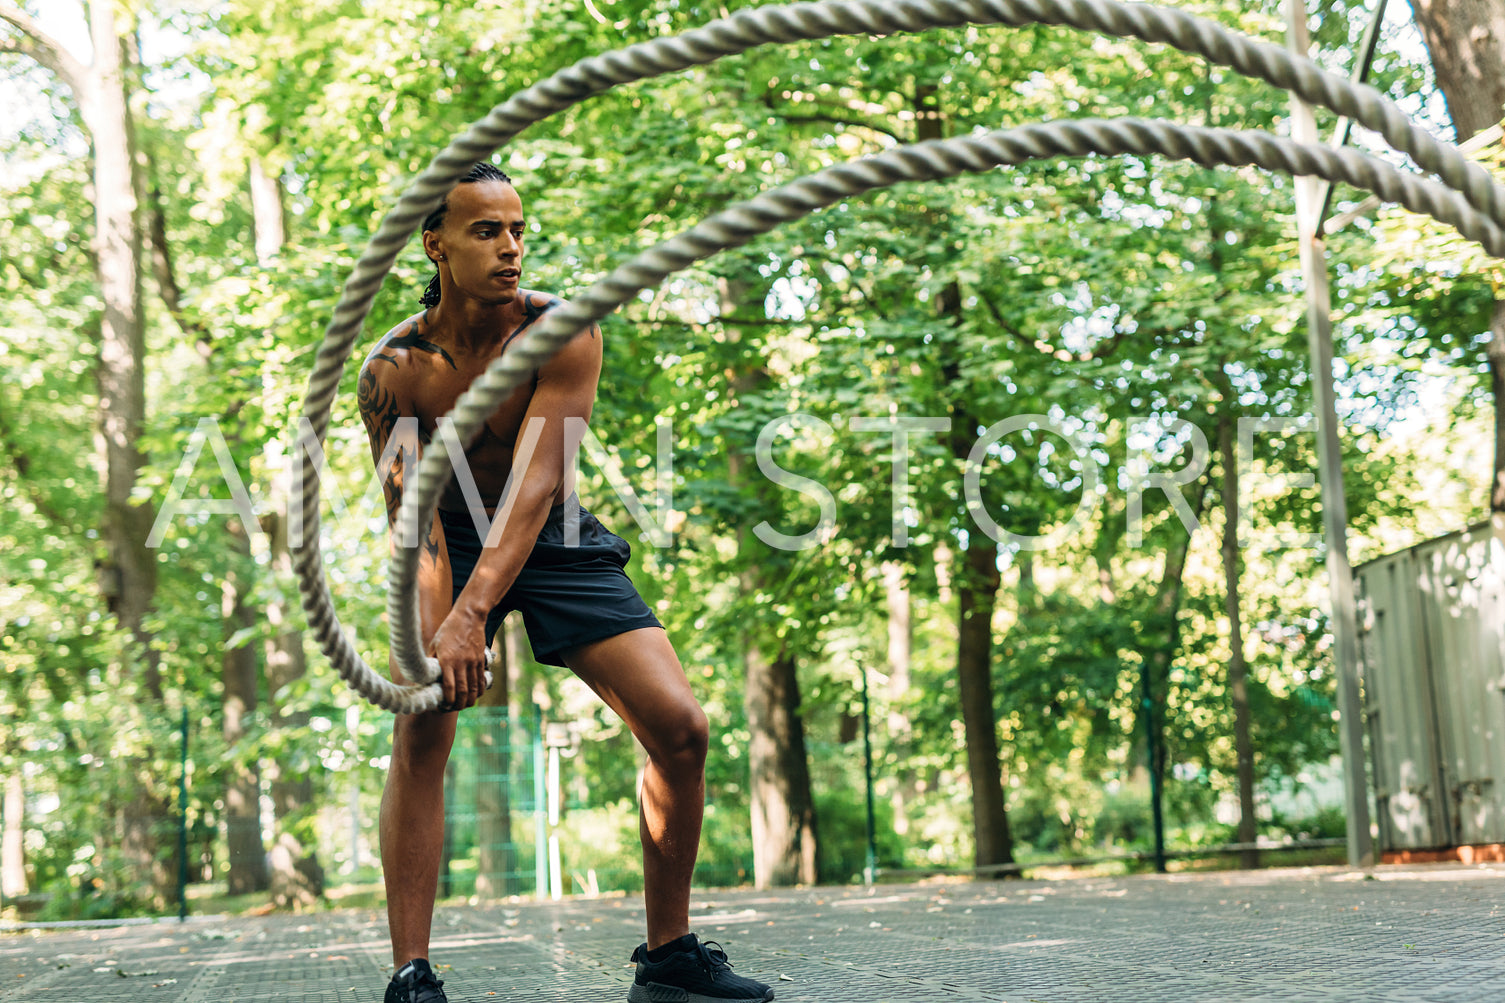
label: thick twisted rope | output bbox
[295,0,1505,714]
[397,124,1502,713]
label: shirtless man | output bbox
[357,163,774,1003]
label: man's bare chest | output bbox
[415,364,535,465]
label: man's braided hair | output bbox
[420,162,515,307]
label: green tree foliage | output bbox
[2,0,1496,916]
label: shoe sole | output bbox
[627,983,774,1003]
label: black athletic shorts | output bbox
[439,497,662,667]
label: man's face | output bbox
[428,180,526,305]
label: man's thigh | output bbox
[562,627,703,746]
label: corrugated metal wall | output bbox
[1355,517,1505,852]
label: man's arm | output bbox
[432,323,603,651]
[357,360,457,696]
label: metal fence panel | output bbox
[1413,520,1505,845]
[1356,516,1505,852]
[1357,548,1449,849]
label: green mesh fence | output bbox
[435,708,752,899]
[4,704,1346,923]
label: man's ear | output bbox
[422,230,443,264]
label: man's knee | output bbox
[390,714,456,777]
[647,701,709,771]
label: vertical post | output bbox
[1286,0,1376,868]
[532,704,548,900]
[177,706,189,921]
[547,739,562,901]
[347,705,361,873]
[858,659,877,886]
[1317,0,1391,225]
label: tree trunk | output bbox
[954,536,1013,871]
[223,521,268,896]
[1410,0,1505,510]
[81,0,159,693]
[744,643,819,887]
[945,403,1015,872]
[475,620,517,899]
[2,771,24,899]
[1218,410,1259,869]
[235,153,323,909]
[249,157,286,264]
[918,78,1013,871]
[884,561,912,726]
[720,274,820,888]
[2,0,157,687]
[943,377,1014,874]
[0,0,177,907]
[1139,473,1212,820]
[1411,0,1505,139]
[1489,302,1505,510]
[80,0,170,906]
[883,561,917,836]
[1016,550,1037,607]
[935,250,1014,873]
[263,510,325,908]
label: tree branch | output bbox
[974,289,1059,356]
[715,313,792,329]
[2,254,47,290]
[1081,324,1135,361]
[975,288,1142,362]
[0,4,89,101]
[147,181,209,344]
[759,88,903,143]
[0,394,72,527]
[771,109,903,143]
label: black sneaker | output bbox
[628,936,774,1002]
[385,958,448,1003]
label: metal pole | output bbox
[1287,0,1377,868]
[547,739,562,900]
[347,705,361,873]
[1316,0,1392,226]
[177,707,189,921]
[532,704,548,900]
[858,659,878,885]
[532,701,550,897]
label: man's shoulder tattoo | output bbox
[388,318,458,370]
[360,337,399,370]
[502,293,565,352]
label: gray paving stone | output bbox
[2,865,1502,1001]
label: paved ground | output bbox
[2,864,1503,1002]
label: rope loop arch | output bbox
[294,0,1505,713]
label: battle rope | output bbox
[294,0,1505,713]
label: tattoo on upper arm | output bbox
[358,366,402,459]
[382,452,405,529]
[388,456,442,565]
[377,432,435,561]
[366,399,421,543]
